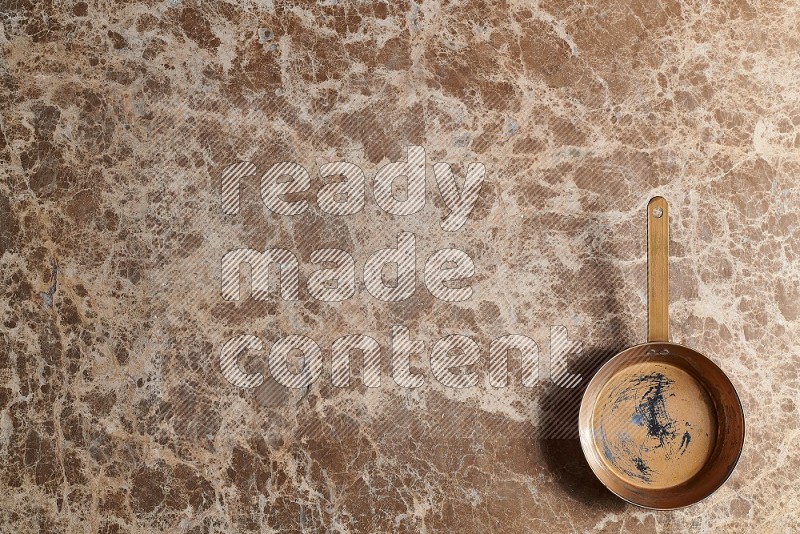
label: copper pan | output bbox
[578,197,745,509]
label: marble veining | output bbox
[1,0,799,532]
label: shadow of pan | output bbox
[536,213,640,509]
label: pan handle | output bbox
[647,196,669,342]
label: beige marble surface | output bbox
[1,0,799,532]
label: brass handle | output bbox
[647,196,669,342]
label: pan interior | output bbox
[591,361,717,490]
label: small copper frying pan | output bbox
[579,197,745,509]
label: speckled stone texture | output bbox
[1,1,799,532]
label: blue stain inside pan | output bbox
[597,372,697,484]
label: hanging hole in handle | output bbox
[652,207,664,218]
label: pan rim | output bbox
[578,340,746,510]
